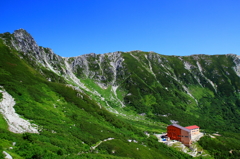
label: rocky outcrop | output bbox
[2,29,240,93]
[11,29,64,75]
[8,29,126,88]
[2,151,12,159]
[0,86,39,133]
[2,29,240,117]
[231,54,240,77]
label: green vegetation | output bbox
[98,137,191,159]
[0,92,2,100]
[0,37,190,158]
[118,52,240,133]
[1,30,240,158]
[199,132,240,159]
[0,114,8,130]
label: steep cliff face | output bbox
[11,29,64,74]
[233,55,240,77]
[67,52,125,86]
[1,29,240,132]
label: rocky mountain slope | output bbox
[3,29,240,131]
[0,29,240,158]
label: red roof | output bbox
[185,125,199,130]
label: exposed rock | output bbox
[0,86,39,133]
[3,151,12,159]
[232,55,240,77]
[2,29,240,118]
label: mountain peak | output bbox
[10,29,40,55]
[13,28,32,39]
[14,28,28,33]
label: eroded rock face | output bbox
[3,29,240,112]
[11,29,64,74]
[231,54,240,77]
[1,29,240,136]
[9,29,239,94]
[66,51,125,86]
[9,29,126,87]
[12,29,39,55]
[0,87,39,134]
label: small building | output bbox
[167,124,200,146]
[185,125,200,135]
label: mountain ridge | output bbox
[1,29,240,158]
[1,29,240,124]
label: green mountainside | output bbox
[0,29,240,158]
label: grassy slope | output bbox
[120,52,240,132]
[198,132,240,159]
[58,52,240,158]
[79,76,168,135]
[118,52,240,158]
[1,29,240,158]
[0,39,191,158]
[73,51,240,158]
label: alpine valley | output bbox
[0,29,240,159]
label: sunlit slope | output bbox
[1,29,240,158]
[119,52,240,132]
[0,38,190,159]
[63,50,240,132]
[1,29,240,133]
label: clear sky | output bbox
[1,0,240,57]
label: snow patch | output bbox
[0,86,39,133]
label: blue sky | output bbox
[1,0,240,57]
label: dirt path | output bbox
[91,138,114,150]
